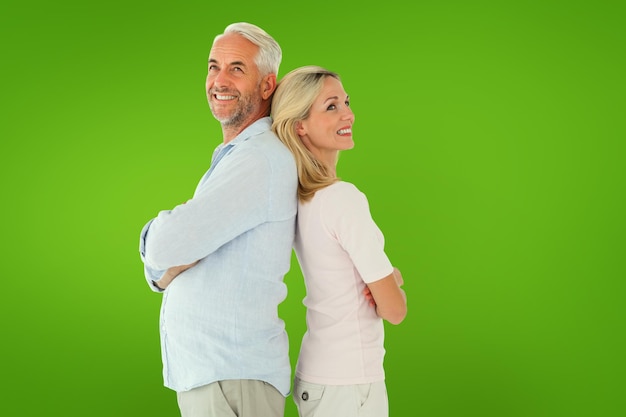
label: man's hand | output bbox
[154,260,199,290]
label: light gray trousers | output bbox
[177,379,285,417]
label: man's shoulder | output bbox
[241,128,293,161]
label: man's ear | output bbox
[261,74,277,100]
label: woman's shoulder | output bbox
[317,181,367,207]
[324,180,362,195]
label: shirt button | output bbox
[302,391,309,401]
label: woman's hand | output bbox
[363,266,407,325]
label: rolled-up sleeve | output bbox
[139,218,166,292]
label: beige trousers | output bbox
[177,379,285,417]
[293,377,388,417]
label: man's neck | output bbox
[222,118,260,144]
[221,110,270,143]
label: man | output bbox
[138,22,297,417]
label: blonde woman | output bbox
[272,66,407,417]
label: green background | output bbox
[2,0,624,416]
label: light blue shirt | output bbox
[139,118,297,395]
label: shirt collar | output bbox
[228,117,272,146]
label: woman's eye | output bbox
[327,104,337,111]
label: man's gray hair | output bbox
[215,22,282,76]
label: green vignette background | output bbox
[1,0,624,415]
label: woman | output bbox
[271,65,407,417]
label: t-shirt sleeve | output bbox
[323,182,393,284]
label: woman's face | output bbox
[297,76,355,163]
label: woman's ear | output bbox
[295,120,306,136]
[261,74,277,100]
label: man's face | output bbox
[206,33,264,129]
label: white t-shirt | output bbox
[294,181,394,385]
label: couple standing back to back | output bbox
[138,22,407,417]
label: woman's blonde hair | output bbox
[271,66,341,202]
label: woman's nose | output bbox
[343,106,355,121]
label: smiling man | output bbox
[138,22,298,417]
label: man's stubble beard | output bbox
[210,83,262,130]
